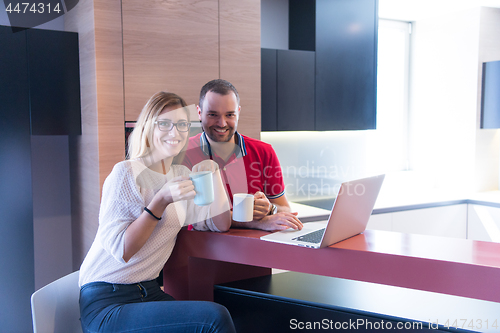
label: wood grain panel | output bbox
[122,0,219,121]
[94,0,125,188]
[219,0,261,140]
[64,0,101,268]
[65,0,125,267]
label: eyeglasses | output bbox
[154,120,191,132]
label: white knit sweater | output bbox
[79,160,218,287]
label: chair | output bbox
[31,270,83,333]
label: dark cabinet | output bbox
[261,0,378,131]
[0,25,34,333]
[0,25,80,331]
[315,0,378,130]
[261,48,315,131]
[278,49,315,131]
[215,272,485,333]
[261,48,277,131]
[0,26,81,135]
[27,28,82,135]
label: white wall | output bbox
[409,7,500,193]
[409,8,481,193]
[475,8,500,191]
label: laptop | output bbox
[260,174,385,248]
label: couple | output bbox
[78,80,303,332]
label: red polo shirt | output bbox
[182,132,285,204]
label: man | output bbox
[183,79,302,231]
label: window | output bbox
[368,19,411,172]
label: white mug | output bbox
[232,193,254,222]
[189,171,214,206]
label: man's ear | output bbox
[197,105,202,121]
[236,105,241,120]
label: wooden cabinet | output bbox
[219,0,261,140]
[122,0,261,139]
[261,48,315,131]
[122,0,219,119]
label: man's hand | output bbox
[238,212,303,231]
[257,212,303,231]
[253,191,272,220]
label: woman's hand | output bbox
[123,175,195,262]
[158,176,196,205]
[191,160,219,173]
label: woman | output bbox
[79,92,235,332]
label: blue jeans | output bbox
[80,279,236,333]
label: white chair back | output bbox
[31,270,82,333]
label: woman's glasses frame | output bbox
[154,120,191,132]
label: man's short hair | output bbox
[199,79,240,111]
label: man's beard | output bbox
[205,126,235,142]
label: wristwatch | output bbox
[268,203,278,215]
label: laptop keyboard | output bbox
[293,228,326,244]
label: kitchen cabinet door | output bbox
[392,205,467,239]
[0,25,80,331]
[277,49,315,131]
[122,0,219,120]
[0,25,34,333]
[467,204,500,242]
[367,213,392,231]
[27,28,81,135]
[261,48,277,131]
[261,48,315,131]
[315,0,378,130]
[219,0,261,140]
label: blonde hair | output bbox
[127,92,189,162]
